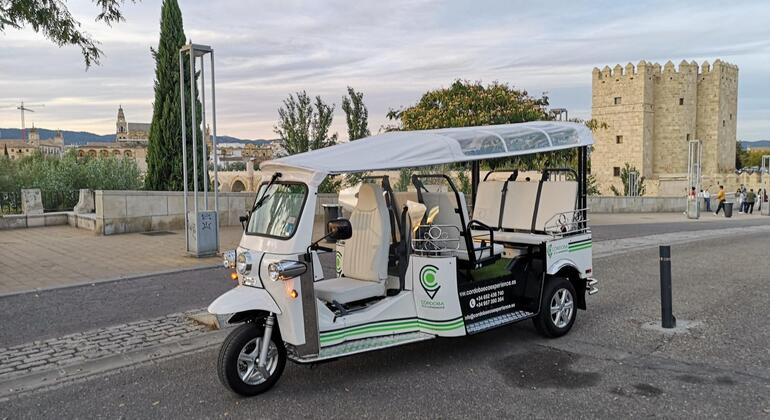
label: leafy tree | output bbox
[341,87,371,186]
[455,170,471,194]
[0,0,134,68]
[735,141,749,169]
[341,87,370,140]
[273,91,339,192]
[394,168,414,192]
[0,149,143,201]
[387,80,549,130]
[145,0,204,191]
[609,163,645,196]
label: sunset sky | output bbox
[1,0,768,140]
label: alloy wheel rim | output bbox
[237,337,279,385]
[550,288,574,329]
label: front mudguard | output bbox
[208,286,282,324]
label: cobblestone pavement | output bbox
[0,310,210,381]
[0,226,244,295]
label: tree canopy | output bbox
[145,0,203,191]
[387,80,549,131]
[341,87,370,140]
[0,0,134,68]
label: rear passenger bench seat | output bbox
[470,178,578,246]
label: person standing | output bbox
[703,188,712,212]
[715,185,726,216]
[746,189,756,214]
[737,188,745,213]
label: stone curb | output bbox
[0,264,221,299]
[0,329,229,401]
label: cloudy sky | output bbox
[1,0,768,140]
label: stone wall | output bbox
[591,59,739,196]
[94,190,256,235]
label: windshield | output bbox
[246,182,308,239]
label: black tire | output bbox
[533,276,577,338]
[217,323,286,397]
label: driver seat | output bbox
[315,183,390,304]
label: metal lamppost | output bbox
[180,42,220,257]
[686,140,702,219]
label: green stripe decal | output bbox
[568,240,592,252]
[319,318,465,343]
[569,244,592,252]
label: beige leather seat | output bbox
[315,183,390,304]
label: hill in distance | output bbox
[740,140,770,150]
[0,128,272,146]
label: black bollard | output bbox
[659,246,676,328]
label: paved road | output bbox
[2,232,769,418]
[592,215,770,241]
[1,220,769,418]
[0,268,232,348]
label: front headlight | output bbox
[236,252,253,275]
[267,260,307,281]
[223,250,236,269]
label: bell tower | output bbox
[116,105,127,140]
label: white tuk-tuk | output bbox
[209,121,598,396]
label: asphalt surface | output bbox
[591,215,770,241]
[0,268,232,348]
[1,221,769,418]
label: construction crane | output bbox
[2,101,45,141]
[16,101,45,141]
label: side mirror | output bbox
[239,215,249,230]
[327,218,352,241]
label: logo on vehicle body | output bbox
[419,265,440,299]
[335,251,342,276]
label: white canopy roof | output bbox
[261,121,593,175]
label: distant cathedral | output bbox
[116,106,150,142]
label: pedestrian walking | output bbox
[737,188,746,213]
[746,189,756,214]
[715,185,726,216]
[703,188,712,212]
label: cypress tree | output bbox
[146,0,203,191]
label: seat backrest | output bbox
[500,181,539,231]
[420,191,473,251]
[343,183,390,282]
[534,181,578,231]
[473,181,504,228]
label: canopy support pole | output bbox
[471,161,480,207]
[578,146,588,229]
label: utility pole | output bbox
[16,101,45,142]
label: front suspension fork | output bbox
[257,313,275,370]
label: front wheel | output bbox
[217,323,286,396]
[533,276,576,338]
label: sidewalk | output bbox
[0,226,243,296]
[1,212,768,296]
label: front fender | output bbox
[208,286,282,315]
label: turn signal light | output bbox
[230,272,239,281]
[289,289,298,299]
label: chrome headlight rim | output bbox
[236,251,253,275]
[267,260,307,281]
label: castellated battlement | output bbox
[592,59,737,81]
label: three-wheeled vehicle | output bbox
[209,121,598,396]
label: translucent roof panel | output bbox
[262,121,593,175]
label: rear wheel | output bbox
[533,276,576,338]
[217,323,286,396]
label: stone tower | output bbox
[591,59,738,196]
[116,105,127,140]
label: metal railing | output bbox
[0,190,80,214]
[0,192,21,215]
[542,208,590,236]
[411,225,461,256]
